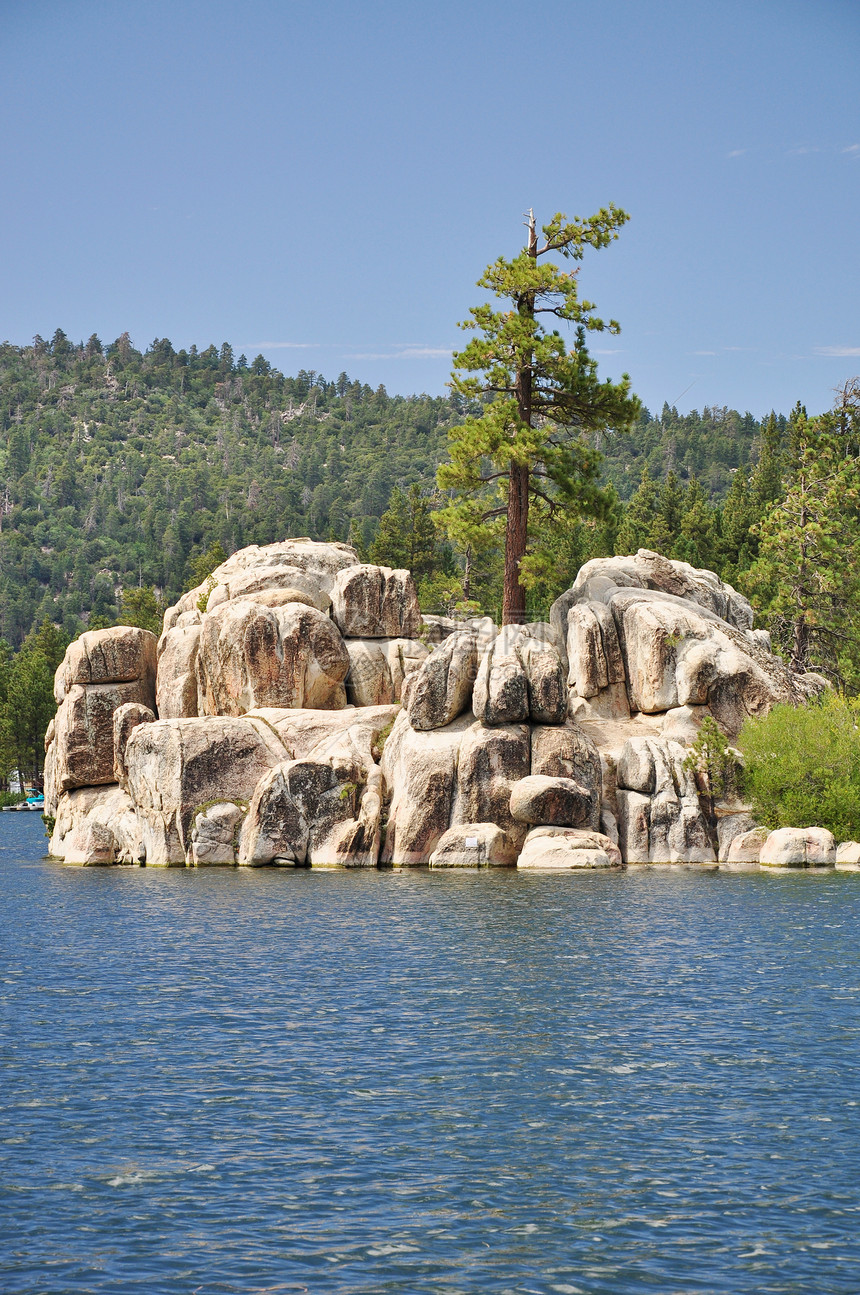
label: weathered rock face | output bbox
[615,736,715,864]
[50,785,144,865]
[472,624,566,726]
[196,600,350,716]
[406,631,477,730]
[47,625,160,803]
[517,827,623,870]
[381,712,472,865]
[54,626,157,703]
[759,827,836,868]
[552,549,825,739]
[156,621,201,720]
[330,564,421,639]
[428,823,519,868]
[344,637,428,707]
[453,722,531,844]
[45,541,819,870]
[238,704,398,868]
[113,702,155,788]
[531,723,603,831]
[239,758,365,867]
[124,715,287,866]
[54,680,156,793]
[165,539,361,629]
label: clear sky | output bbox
[2,0,858,418]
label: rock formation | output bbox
[45,541,829,870]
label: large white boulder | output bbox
[330,564,421,639]
[760,827,836,868]
[509,775,595,828]
[49,785,143,865]
[54,626,157,703]
[164,539,360,629]
[517,826,623,870]
[836,842,860,870]
[124,715,288,866]
[724,826,769,866]
[406,630,478,730]
[551,549,826,738]
[428,823,519,868]
[196,599,350,716]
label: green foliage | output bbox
[745,384,860,683]
[0,621,61,787]
[187,541,228,591]
[0,327,852,640]
[437,208,639,621]
[683,716,740,803]
[117,586,164,634]
[369,484,442,579]
[739,694,860,840]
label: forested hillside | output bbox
[0,329,781,647]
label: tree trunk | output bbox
[502,462,529,623]
[463,544,472,602]
[790,614,808,673]
[501,209,537,626]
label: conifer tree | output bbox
[674,476,717,569]
[370,484,439,579]
[747,394,860,681]
[615,466,660,554]
[718,467,758,580]
[438,208,639,623]
[751,411,784,509]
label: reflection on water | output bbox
[1,813,859,1293]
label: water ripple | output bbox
[1,814,860,1292]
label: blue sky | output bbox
[2,0,857,418]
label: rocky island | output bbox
[44,539,830,870]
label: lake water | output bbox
[2,813,860,1294]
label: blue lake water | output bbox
[2,813,860,1294]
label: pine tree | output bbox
[747,399,860,682]
[673,476,717,569]
[751,411,784,509]
[615,466,660,554]
[718,467,758,581]
[369,484,438,578]
[437,208,639,623]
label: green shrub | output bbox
[739,693,860,839]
